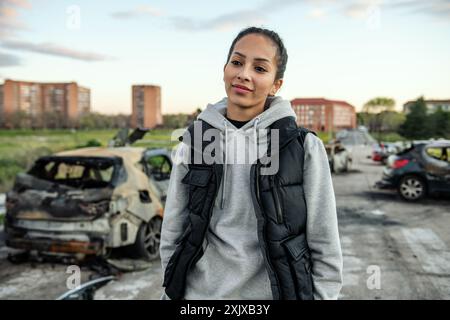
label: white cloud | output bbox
[308,8,327,18]
[0,50,21,66]
[0,39,114,62]
[111,5,163,19]
[0,0,31,39]
[343,0,383,19]
[170,10,268,32]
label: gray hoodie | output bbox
[160,96,343,300]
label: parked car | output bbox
[371,142,394,163]
[358,125,368,132]
[375,140,450,201]
[325,140,352,173]
[4,129,173,261]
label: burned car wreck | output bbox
[4,130,173,262]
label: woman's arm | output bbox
[303,133,343,300]
[159,142,190,299]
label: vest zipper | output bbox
[270,175,284,224]
[255,162,262,206]
[255,161,282,299]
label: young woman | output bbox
[160,27,343,300]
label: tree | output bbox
[379,111,405,133]
[427,106,450,139]
[361,97,397,141]
[363,97,396,114]
[162,113,190,129]
[78,112,130,129]
[399,97,429,139]
[8,111,31,129]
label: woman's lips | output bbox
[232,85,252,94]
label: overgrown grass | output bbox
[0,129,176,193]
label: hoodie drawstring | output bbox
[253,117,260,163]
[220,117,260,209]
[220,119,228,209]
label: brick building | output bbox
[131,85,163,129]
[0,79,90,127]
[290,98,357,132]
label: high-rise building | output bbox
[0,79,90,127]
[131,85,163,129]
[290,98,357,132]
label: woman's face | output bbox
[223,33,283,111]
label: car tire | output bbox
[342,159,349,172]
[128,216,162,261]
[398,175,426,202]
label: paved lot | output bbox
[0,132,449,300]
[336,143,450,299]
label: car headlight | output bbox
[79,200,110,216]
[109,197,128,214]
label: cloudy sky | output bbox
[0,0,449,114]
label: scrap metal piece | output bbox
[56,275,116,300]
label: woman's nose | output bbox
[237,66,251,81]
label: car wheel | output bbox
[342,159,349,172]
[398,175,426,201]
[128,216,162,261]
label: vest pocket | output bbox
[163,226,191,287]
[282,233,314,300]
[181,166,213,214]
[163,245,183,287]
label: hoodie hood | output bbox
[197,95,297,132]
[191,95,297,209]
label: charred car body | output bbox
[325,140,352,173]
[4,129,173,261]
[375,140,450,201]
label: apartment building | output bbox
[290,98,357,132]
[131,85,163,129]
[0,79,90,127]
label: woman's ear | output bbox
[223,64,227,82]
[270,78,283,96]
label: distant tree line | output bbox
[78,113,130,129]
[399,97,450,139]
[161,108,202,129]
[357,96,450,140]
[1,108,203,130]
[357,97,405,134]
[0,111,130,129]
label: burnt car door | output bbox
[143,150,173,205]
[423,145,450,192]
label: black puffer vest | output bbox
[163,116,315,300]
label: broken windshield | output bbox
[28,156,121,188]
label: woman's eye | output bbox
[231,60,241,66]
[255,66,266,73]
